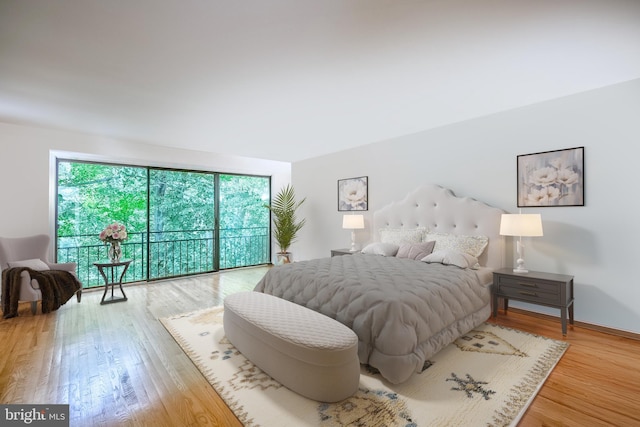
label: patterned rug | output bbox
[160,307,568,427]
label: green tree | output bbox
[56,161,271,285]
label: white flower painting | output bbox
[338,176,368,211]
[517,147,584,207]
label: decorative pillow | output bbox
[396,241,436,261]
[421,250,480,269]
[8,258,50,271]
[379,227,427,245]
[361,242,400,257]
[424,232,489,258]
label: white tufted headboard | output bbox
[373,184,506,270]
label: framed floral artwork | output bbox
[517,147,584,207]
[338,176,368,211]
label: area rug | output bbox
[160,307,568,427]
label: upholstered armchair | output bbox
[0,234,82,315]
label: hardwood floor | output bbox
[488,309,640,427]
[1,266,639,426]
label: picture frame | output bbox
[517,146,584,207]
[338,176,368,211]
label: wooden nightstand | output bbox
[330,248,356,257]
[492,268,575,335]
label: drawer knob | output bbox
[519,291,538,297]
[519,282,537,288]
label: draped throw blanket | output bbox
[2,267,81,318]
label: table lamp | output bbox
[342,214,365,252]
[499,213,543,273]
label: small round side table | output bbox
[93,259,132,305]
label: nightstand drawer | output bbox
[496,275,559,295]
[497,284,559,305]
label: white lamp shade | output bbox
[342,214,365,229]
[499,214,543,237]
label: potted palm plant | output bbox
[265,184,306,264]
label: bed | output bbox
[254,184,505,384]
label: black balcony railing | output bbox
[57,227,270,288]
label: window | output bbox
[56,160,270,287]
[219,174,271,269]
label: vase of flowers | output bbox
[100,222,128,262]
[108,241,122,263]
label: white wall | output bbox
[292,78,640,334]
[0,122,291,251]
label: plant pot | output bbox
[276,252,292,265]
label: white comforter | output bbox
[254,254,491,384]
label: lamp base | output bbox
[350,230,357,252]
[513,257,528,274]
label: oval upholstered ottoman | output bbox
[223,291,360,402]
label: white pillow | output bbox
[8,258,50,271]
[424,232,489,258]
[421,250,480,269]
[396,241,436,261]
[379,227,426,245]
[361,242,400,257]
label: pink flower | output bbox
[99,222,128,242]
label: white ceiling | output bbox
[1,0,639,162]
